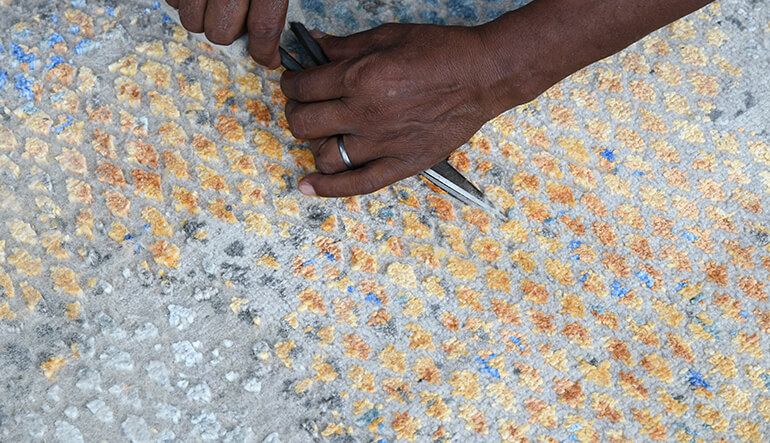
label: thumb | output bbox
[298,158,408,197]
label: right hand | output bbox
[280,24,514,198]
[165,0,288,68]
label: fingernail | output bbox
[298,181,316,196]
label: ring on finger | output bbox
[337,135,353,170]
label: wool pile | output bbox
[0,0,768,441]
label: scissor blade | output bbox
[421,161,507,220]
[289,21,330,66]
[279,47,305,72]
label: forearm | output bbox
[478,0,714,113]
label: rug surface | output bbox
[0,0,769,442]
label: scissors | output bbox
[279,22,507,221]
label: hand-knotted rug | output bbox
[0,0,768,441]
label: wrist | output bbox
[459,24,537,123]
[473,8,577,116]
[474,0,714,117]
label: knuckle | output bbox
[248,23,282,42]
[288,77,310,101]
[314,153,337,174]
[286,109,310,138]
[323,37,342,53]
[280,76,296,99]
[283,99,296,115]
[341,57,373,91]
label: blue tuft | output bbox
[14,74,35,101]
[681,231,698,242]
[53,116,73,134]
[354,408,380,427]
[20,103,38,115]
[635,270,654,288]
[476,354,501,378]
[687,369,709,390]
[365,292,382,305]
[49,33,65,47]
[45,56,67,69]
[600,148,616,162]
[509,336,526,352]
[378,208,394,220]
[10,42,37,66]
[610,281,629,297]
[74,39,100,55]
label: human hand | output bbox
[281,24,528,198]
[164,0,288,68]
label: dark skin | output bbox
[166,0,714,197]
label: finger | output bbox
[298,157,409,197]
[284,100,353,140]
[309,134,375,174]
[281,63,349,102]
[313,31,376,61]
[247,0,289,69]
[306,136,351,174]
[307,138,335,173]
[166,0,180,8]
[204,0,248,45]
[179,0,207,33]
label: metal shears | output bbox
[280,22,507,220]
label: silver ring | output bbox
[337,135,353,170]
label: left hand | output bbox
[165,0,288,68]
[280,24,512,197]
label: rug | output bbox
[0,0,768,441]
